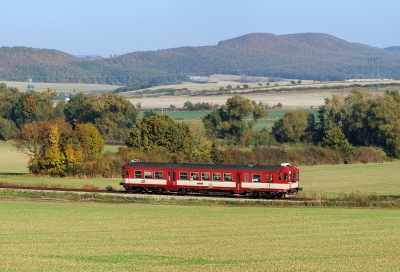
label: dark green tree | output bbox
[321,125,354,157]
[210,143,225,164]
[318,88,400,158]
[183,101,194,110]
[369,90,400,157]
[126,114,194,156]
[0,117,17,141]
[64,92,139,140]
[9,89,58,128]
[272,111,315,143]
[203,95,266,144]
[0,83,19,120]
[64,92,93,125]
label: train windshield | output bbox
[293,171,299,181]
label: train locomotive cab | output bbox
[276,163,302,196]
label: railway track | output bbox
[0,185,311,201]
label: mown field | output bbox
[0,201,399,271]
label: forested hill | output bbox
[384,46,400,56]
[1,33,400,86]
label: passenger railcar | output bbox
[120,160,302,198]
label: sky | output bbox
[1,0,399,57]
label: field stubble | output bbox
[124,78,400,110]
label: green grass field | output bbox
[0,201,399,271]
[300,162,400,197]
[0,141,29,174]
[144,109,318,130]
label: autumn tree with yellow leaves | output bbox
[14,119,104,176]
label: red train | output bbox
[120,160,302,198]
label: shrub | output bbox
[82,184,100,190]
[105,185,116,191]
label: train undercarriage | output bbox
[123,185,300,198]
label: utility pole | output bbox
[368,57,381,89]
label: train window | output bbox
[252,174,261,182]
[180,172,188,180]
[271,175,274,183]
[125,170,129,176]
[284,174,288,181]
[155,171,163,179]
[144,170,152,179]
[213,173,221,181]
[202,172,210,181]
[134,170,142,178]
[191,172,199,181]
[266,174,269,183]
[224,173,232,181]
[278,173,282,181]
[245,173,248,182]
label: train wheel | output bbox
[178,189,187,195]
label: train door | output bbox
[266,173,272,189]
[236,173,241,191]
[124,168,130,183]
[172,171,177,187]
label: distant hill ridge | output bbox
[1,33,400,86]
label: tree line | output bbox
[1,82,399,177]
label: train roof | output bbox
[123,161,294,172]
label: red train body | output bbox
[120,160,302,198]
